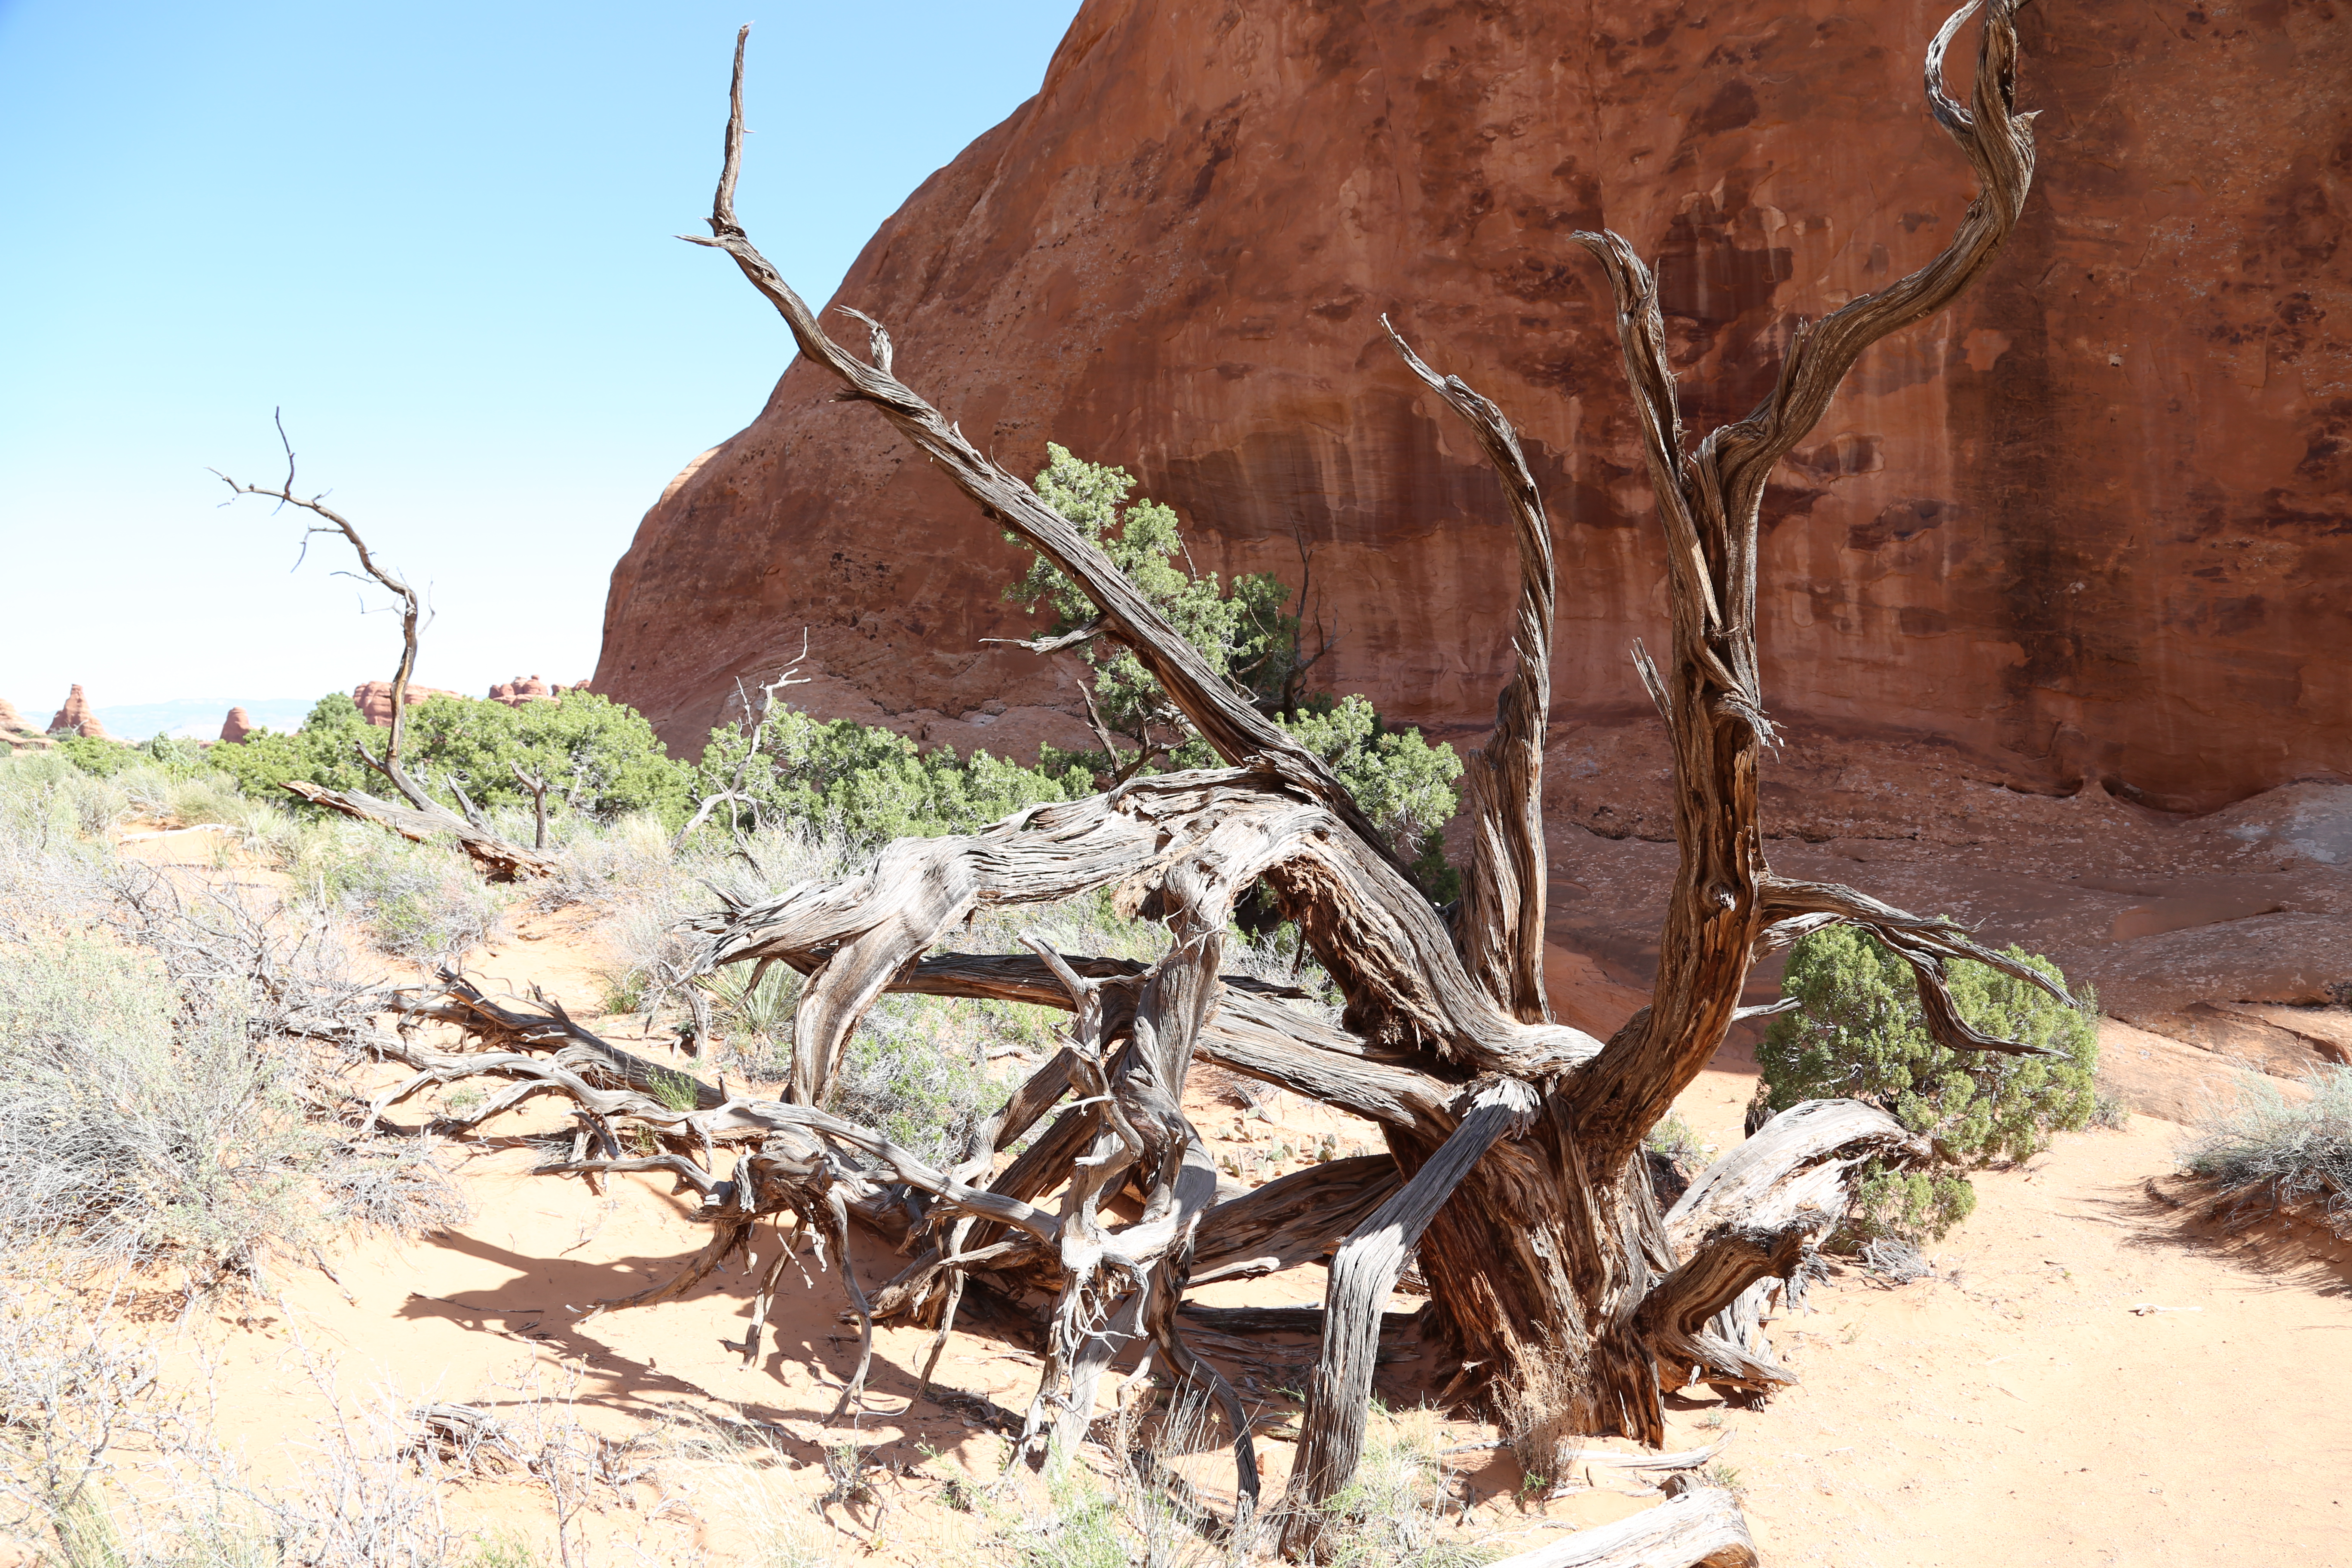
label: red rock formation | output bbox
[47,685,109,741]
[488,674,555,708]
[0,697,49,751]
[219,707,255,744]
[352,680,460,726]
[597,0,2349,814]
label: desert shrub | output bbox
[1004,447,1464,883]
[1015,442,1296,742]
[202,691,383,805]
[49,732,138,777]
[318,1135,471,1239]
[0,931,328,1279]
[400,689,692,824]
[0,751,129,851]
[1286,695,1464,895]
[686,707,1090,848]
[214,689,693,832]
[288,821,508,963]
[110,762,256,834]
[1756,924,2098,1243]
[2179,1066,2352,1236]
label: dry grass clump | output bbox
[0,757,465,1289]
[286,819,511,965]
[2181,1066,2352,1236]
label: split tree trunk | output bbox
[398,7,2067,1561]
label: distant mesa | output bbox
[350,677,589,725]
[489,674,551,707]
[488,674,590,708]
[352,679,461,726]
[219,706,255,744]
[48,685,109,741]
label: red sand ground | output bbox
[43,846,2352,1566]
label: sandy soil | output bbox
[38,858,2352,1566]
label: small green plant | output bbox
[1703,1462,1746,1499]
[1757,925,2098,1244]
[1318,1407,1492,1568]
[2091,1087,2130,1130]
[646,1067,702,1112]
[1644,1111,1707,1168]
[463,1528,548,1568]
[1003,1453,1127,1568]
[1003,447,1464,887]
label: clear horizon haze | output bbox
[0,0,1082,735]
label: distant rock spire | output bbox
[48,685,109,740]
[220,706,255,744]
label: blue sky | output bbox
[0,0,1081,732]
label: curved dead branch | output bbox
[1280,1077,1540,1552]
[219,430,552,879]
[1385,318,1555,1024]
[1757,875,2074,1055]
[1559,0,2041,1173]
[681,770,1601,1106]
[1638,1100,1923,1392]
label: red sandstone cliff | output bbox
[597,0,2349,813]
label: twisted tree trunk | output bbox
[401,6,2068,1560]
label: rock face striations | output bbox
[597,0,2348,814]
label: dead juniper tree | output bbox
[388,3,2050,1558]
[217,418,556,879]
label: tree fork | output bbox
[416,7,2068,1558]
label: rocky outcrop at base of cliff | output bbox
[1519,717,2352,1106]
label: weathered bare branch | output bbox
[219,423,553,879]
[1758,875,2074,1055]
[1482,1487,1756,1568]
[1281,1077,1540,1552]
[1559,0,2041,1173]
[1385,318,1555,1024]
[1638,1100,1921,1391]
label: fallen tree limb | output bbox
[1482,1487,1756,1568]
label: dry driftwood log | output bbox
[217,421,557,880]
[394,4,2055,1559]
